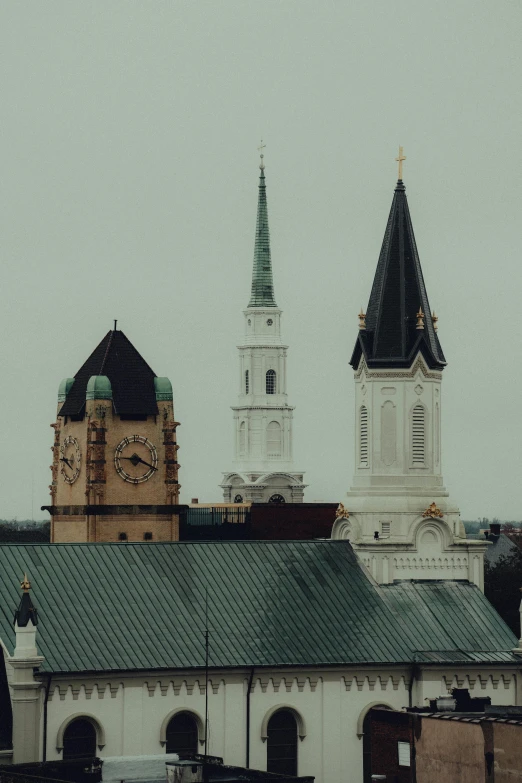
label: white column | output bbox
[10,623,44,763]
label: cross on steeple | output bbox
[396,146,406,180]
[258,140,266,170]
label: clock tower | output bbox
[221,154,306,503]
[45,326,181,542]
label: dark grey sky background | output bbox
[1,2,520,520]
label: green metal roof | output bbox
[85,375,112,400]
[381,581,517,664]
[0,541,516,674]
[248,165,277,308]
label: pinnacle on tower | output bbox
[14,574,38,628]
[351,175,445,370]
[248,152,277,308]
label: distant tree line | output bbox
[485,548,522,637]
[0,520,50,542]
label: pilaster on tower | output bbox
[221,153,306,504]
[332,159,486,587]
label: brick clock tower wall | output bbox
[45,329,181,543]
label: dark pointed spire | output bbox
[351,177,446,370]
[248,151,277,308]
[14,574,38,627]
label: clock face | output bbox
[114,435,158,484]
[60,436,81,484]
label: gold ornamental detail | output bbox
[335,503,350,520]
[422,502,444,519]
[21,573,31,592]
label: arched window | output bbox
[234,494,244,503]
[267,709,298,776]
[267,421,282,457]
[62,718,97,759]
[266,369,276,395]
[239,421,246,456]
[359,406,369,467]
[245,370,249,395]
[269,494,286,504]
[165,712,198,755]
[412,404,425,465]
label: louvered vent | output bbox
[412,405,425,465]
[360,406,369,467]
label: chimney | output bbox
[490,522,501,537]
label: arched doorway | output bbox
[62,718,97,759]
[165,712,198,754]
[359,703,393,783]
[266,709,298,776]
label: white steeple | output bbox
[221,154,306,503]
[332,166,486,586]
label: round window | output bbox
[234,494,244,503]
[267,319,273,326]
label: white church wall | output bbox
[40,667,519,782]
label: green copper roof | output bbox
[0,541,516,674]
[248,164,277,307]
[85,375,112,400]
[57,378,75,403]
[154,377,173,401]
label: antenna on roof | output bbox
[113,320,118,331]
[204,587,209,756]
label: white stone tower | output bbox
[221,155,306,503]
[332,159,486,586]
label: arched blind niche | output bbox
[239,421,246,456]
[412,404,426,465]
[267,421,282,457]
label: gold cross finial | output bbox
[396,146,406,180]
[258,140,266,170]
[21,573,31,592]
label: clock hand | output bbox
[136,457,158,471]
[119,456,157,471]
[60,456,73,469]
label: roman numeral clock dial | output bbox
[114,435,158,484]
[60,436,81,484]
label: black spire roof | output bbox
[14,576,38,627]
[351,180,446,371]
[59,329,158,418]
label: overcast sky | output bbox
[1,1,521,521]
